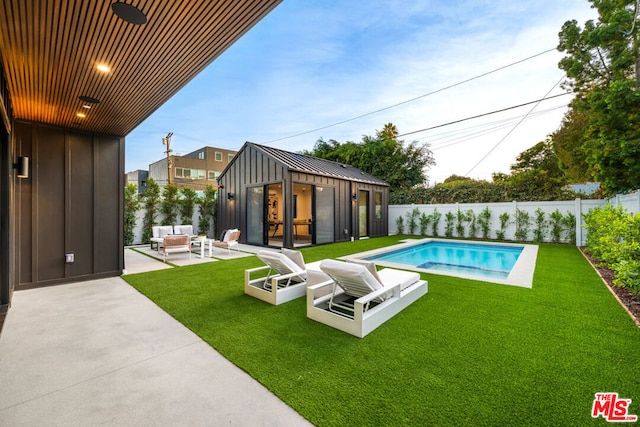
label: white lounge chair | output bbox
[244,249,310,305]
[150,225,174,251]
[306,259,428,337]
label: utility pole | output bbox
[162,132,173,185]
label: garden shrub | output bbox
[467,209,477,238]
[141,178,160,244]
[549,209,564,243]
[584,205,640,294]
[197,185,217,237]
[478,207,491,239]
[533,208,546,243]
[419,212,431,236]
[406,207,420,235]
[455,209,466,238]
[124,183,140,246]
[395,215,405,235]
[431,209,442,237]
[179,186,198,225]
[563,211,576,244]
[496,212,510,240]
[514,208,530,241]
[161,183,179,226]
[445,211,455,237]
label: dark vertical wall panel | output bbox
[36,127,65,282]
[94,135,122,274]
[68,133,94,277]
[13,121,124,289]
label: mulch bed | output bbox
[580,248,640,326]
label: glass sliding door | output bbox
[359,190,369,238]
[246,186,265,245]
[314,186,334,244]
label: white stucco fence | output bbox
[388,190,639,246]
[127,190,639,247]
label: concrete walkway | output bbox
[0,249,312,426]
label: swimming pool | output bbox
[350,239,538,288]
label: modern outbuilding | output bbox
[217,142,389,248]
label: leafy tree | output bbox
[141,178,160,244]
[557,1,640,194]
[304,124,435,198]
[551,109,593,182]
[179,186,198,225]
[124,183,140,246]
[160,183,179,226]
[197,185,218,237]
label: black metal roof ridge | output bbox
[247,142,389,186]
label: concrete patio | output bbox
[0,248,312,426]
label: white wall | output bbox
[129,202,211,245]
[389,190,639,246]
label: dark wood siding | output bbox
[13,121,124,289]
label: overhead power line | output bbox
[396,93,570,138]
[464,75,566,176]
[260,48,558,144]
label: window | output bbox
[196,169,205,179]
[228,153,235,162]
[198,151,205,159]
[375,192,383,219]
[183,168,191,178]
[215,152,222,161]
[175,167,184,178]
[208,171,221,180]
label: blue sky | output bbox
[125,0,597,183]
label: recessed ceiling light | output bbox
[77,112,86,118]
[111,2,147,25]
[96,64,111,73]
[79,95,100,104]
[82,104,92,109]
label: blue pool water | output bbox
[365,241,524,280]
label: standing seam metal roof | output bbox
[249,142,388,186]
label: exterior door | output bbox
[313,185,334,244]
[358,190,369,238]
[246,186,265,245]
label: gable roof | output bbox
[243,142,388,186]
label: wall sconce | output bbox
[227,192,235,200]
[352,193,357,201]
[13,156,29,178]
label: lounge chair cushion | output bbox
[257,250,304,274]
[282,248,305,270]
[377,269,421,291]
[320,259,384,297]
[174,224,194,236]
[346,259,382,284]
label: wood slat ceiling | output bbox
[0,0,281,136]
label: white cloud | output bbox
[125,0,599,183]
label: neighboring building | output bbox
[148,146,236,192]
[217,142,389,249]
[126,170,149,194]
[0,1,282,327]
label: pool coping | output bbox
[342,238,538,288]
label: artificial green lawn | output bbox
[124,237,640,426]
